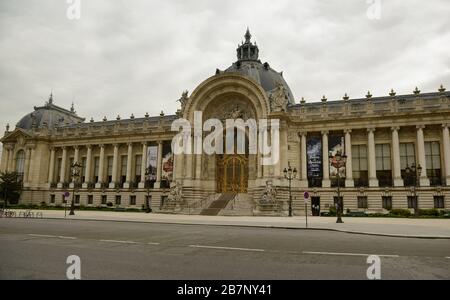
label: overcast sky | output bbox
[0,0,449,140]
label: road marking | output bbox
[99,239,140,244]
[446,257,450,259]
[189,245,265,252]
[28,234,77,240]
[147,242,160,245]
[302,251,399,258]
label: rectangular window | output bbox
[74,194,80,204]
[87,195,93,205]
[120,156,127,184]
[382,196,392,210]
[407,196,418,209]
[357,196,368,209]
[352,145,368,187]
[115,195,121,205]
[69,157,74,181]
[425,142,442,186]
[400,143,416,186]
[56,158,62,182]
[81,157,87,183]
[135,155,142,183]
[130,195,136,206]
[101,195,107,205]
[434,196,445,209]
[62,194,66,204]
[376,144,392,187]
[50,194,55,204]
[107,156,113,183]
[94,157,100,183]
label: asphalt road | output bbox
[0,218,449,280]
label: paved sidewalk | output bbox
[7,209,450,239]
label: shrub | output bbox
[389,209,411,217]
[418,209,440,217]
[328,206,337,216]
[106,201,113,207]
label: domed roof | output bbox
[218,29,295,105]
[16,94,84,130]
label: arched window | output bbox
[15,150,26,181]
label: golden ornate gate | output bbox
[216,154,248,193]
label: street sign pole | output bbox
[304,192,309,229]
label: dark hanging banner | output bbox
[307,136,322,179]
[328,134,345,179]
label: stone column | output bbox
[5,147,12,172]
[74,146,80,164]
[277,124,288,178]
[48,147,55,184]
[138,142,147,188]
[391,127,404,187]
[124,143,133,188]
[367,128,379,187]
[23,147,32,185]
[155,141,163,188]
[109,144,119,188]
[58,146,67,188]
[299,132,308,187]
[416,125,430,186]
[344,129,354,187]
[443,124,450,186]
[185,136,194,179]
[95,144,105,188]
[82,145,92,188]
[322,130,330,187]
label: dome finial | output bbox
[245,27,251,43]
[70,102,75,113]
[48,92,53,105]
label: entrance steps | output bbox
[200,192,237,216]
[220,193,254,216]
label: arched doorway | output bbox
[216,154,248,193]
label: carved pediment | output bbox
[1,128,34,143]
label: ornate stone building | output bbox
[1,30,449,215]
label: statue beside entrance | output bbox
[163,181,185,211]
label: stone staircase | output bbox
[220,193,255,216]
[200,192,237,216]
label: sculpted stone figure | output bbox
[260,180,277,204]
[270,83,288,112]
[177,90,189,112]
[167,181,183,205]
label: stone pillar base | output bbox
[299,180,308,188]
[445,177,450,187]
[123,182,130,189]
[95,182,102,189]
[345,179,354,187]
[57,182,63,189]
[393,178,404,187]
[138,182,145,189]
[82,183,89,189]
[109,183,116,189]
[419,177,430,187]
[154,181,161,189]
[322,179,331,188]
[69,183,75,189]
[369,178,379,187]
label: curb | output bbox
[10,215,450,240]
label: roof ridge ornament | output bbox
[439,84,446,93]
[389,89,396,97]
[413,86,421,95]
[343,93,349,101]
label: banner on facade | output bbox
[307,137,322,178]
[329,135,346,179]
[146,145,158,182]
[162,142,174,182]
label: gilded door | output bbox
[216,154,248,193]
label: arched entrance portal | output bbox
[216,154,248,193]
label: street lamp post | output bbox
[69,161,82,216]
[329,151,347,224]
[405,163,422,216]
[144,166,153,213]
[283,166,297,217]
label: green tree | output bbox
[0,171,23,208]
